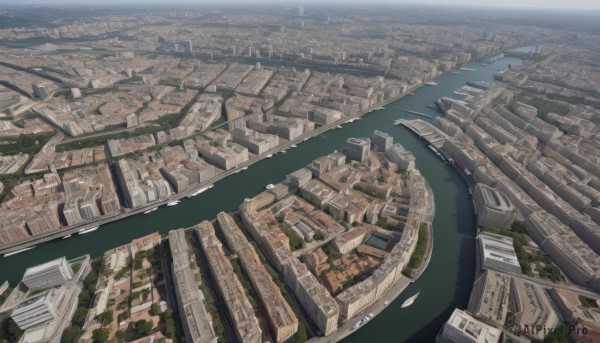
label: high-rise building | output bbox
[371,130,393,152]
[345,137,371,163]
[297,5,304,17]
[436,308,501,343]
[11,288,61,330]
[21,257,73,290]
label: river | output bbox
[0,55,523,342]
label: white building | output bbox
[478,232,522,274]
[22,257,73,290]
[436,308,501,343]
[11,288,61,330]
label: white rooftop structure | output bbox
[11,288,60,330]
[436,308,501,343]
[22,256,73,290]
[478,232,521,274]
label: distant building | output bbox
[22,257,73,290]
[478,232,521,274]
[473,184,516,229]
[436,308,501,343]
[298,5,304,16]
[371,130,393,152]
[346,137,370,163]
[185,40,193,53]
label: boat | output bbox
[3,246,36,257]
[459,67,476,71]
[351,313,374,330]
[241,167,248,170]
[265,184,275,190]
[337,125,343,129]
[62,235,72,240]
[281,150,287,154]
[375,106,385,110]
[143,207,158,214]
[78,226,100,235]
[266,154,273,158]
[188,185,213,198]
[166,200,180,207]
[401,292,420,308]
[233,170,241,174]
[291,144,298,148]
[425,81,438,86]
[451,71,460,74]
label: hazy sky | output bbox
[0,0,599,11]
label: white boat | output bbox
[241,167,248,171]
[401,292,420,308]
[78,226,100,235]
[425,81,438,86]
[281,150,287,154]
[376,106,385,110]
[143,207,158,214]
[166,200,180,207]
[291,144,298,148]
[452,71,460,74]
[459,67,476,71]
[188,185,213,198]
[4,246,37,257]
[337,125,343,129]
[62,234,72,239]
[351,313,374,330]
[266,154,273,158]
[265,184,275,190]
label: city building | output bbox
[473,184,516,229]
[168,229,218,343]
[372,130,393,152]
[21,257,73,290]
[385,143,416,172]
[478,232,521,274]
[436,308,501,343]
[345,137,371,163]
[508,277,560,340]
[467,270,511,326]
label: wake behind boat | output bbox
[401,291,420,308]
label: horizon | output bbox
[0,0,599,12]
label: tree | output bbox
[61,326,84,343]
[150,303,161,316]
[101,310,114,326]
[115,330,126,343]
[72,307,88,328]
[92,328,109,343]
[0,318,22,343]
[160,310,177,338]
